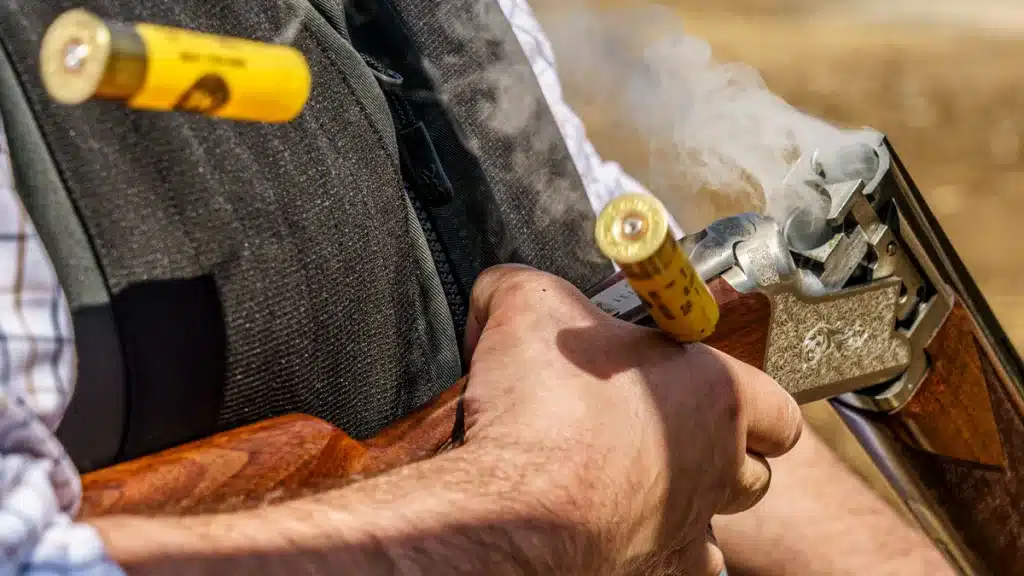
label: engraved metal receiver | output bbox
[586,134,1024,576]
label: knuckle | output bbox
[504,268,558,296]
[481,265,548,297]
[707,554,726,576]
[485,265,588,312]
[723,386,743,426]
[731,360,802,455]
[474,263,532,292]
[708,369,744,425]
[760,386,802,455]
[779,398,804,451]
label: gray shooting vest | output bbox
[0,0,610,472]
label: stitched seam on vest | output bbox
[299,10,454,421]
[304,7,402,174]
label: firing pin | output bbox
[39,9,311,123]
[595,193,720,342]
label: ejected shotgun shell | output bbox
[39,8,311,123]
[595,193,719,342]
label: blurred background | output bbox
[531,0,1024,512]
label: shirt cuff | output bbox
[20,519,125,576]
[0,400,123,576]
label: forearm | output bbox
[713,421,953,576]
[89,441,609,575]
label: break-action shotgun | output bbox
[81,135,1023,575]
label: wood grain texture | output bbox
[882,300,1007,466]
[880,305,1024,573]
[79,379,466,518]
[703,277,772,371]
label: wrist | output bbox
[88,511,282,575]
[476,429,661,564]
[452,433,636,572]
[308,442,615,574]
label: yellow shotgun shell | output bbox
[39,8,311,123]
[595,193,719,342]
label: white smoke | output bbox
[535,2,877,233]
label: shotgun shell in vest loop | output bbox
[595,193,720,343]
[39,8,311,123]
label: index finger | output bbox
[721,349,803,457]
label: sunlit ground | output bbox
[533,0,1024,510]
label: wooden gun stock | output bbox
[850,299,1024,574]
[79,277,771,519]
[80,379,466,518]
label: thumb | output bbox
[462,264,540,361]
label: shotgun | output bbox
[81,136,1022,575]
[80,380,466,517]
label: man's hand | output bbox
[89,264,801,576]
[459,265,802,574]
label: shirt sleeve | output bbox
[498,0,683,238]
[0,120,124,575]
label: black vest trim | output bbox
[0,43,127,472]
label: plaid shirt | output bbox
[0,121,124,575]
[0,3,669,574]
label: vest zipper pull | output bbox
[362,54,454,207]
